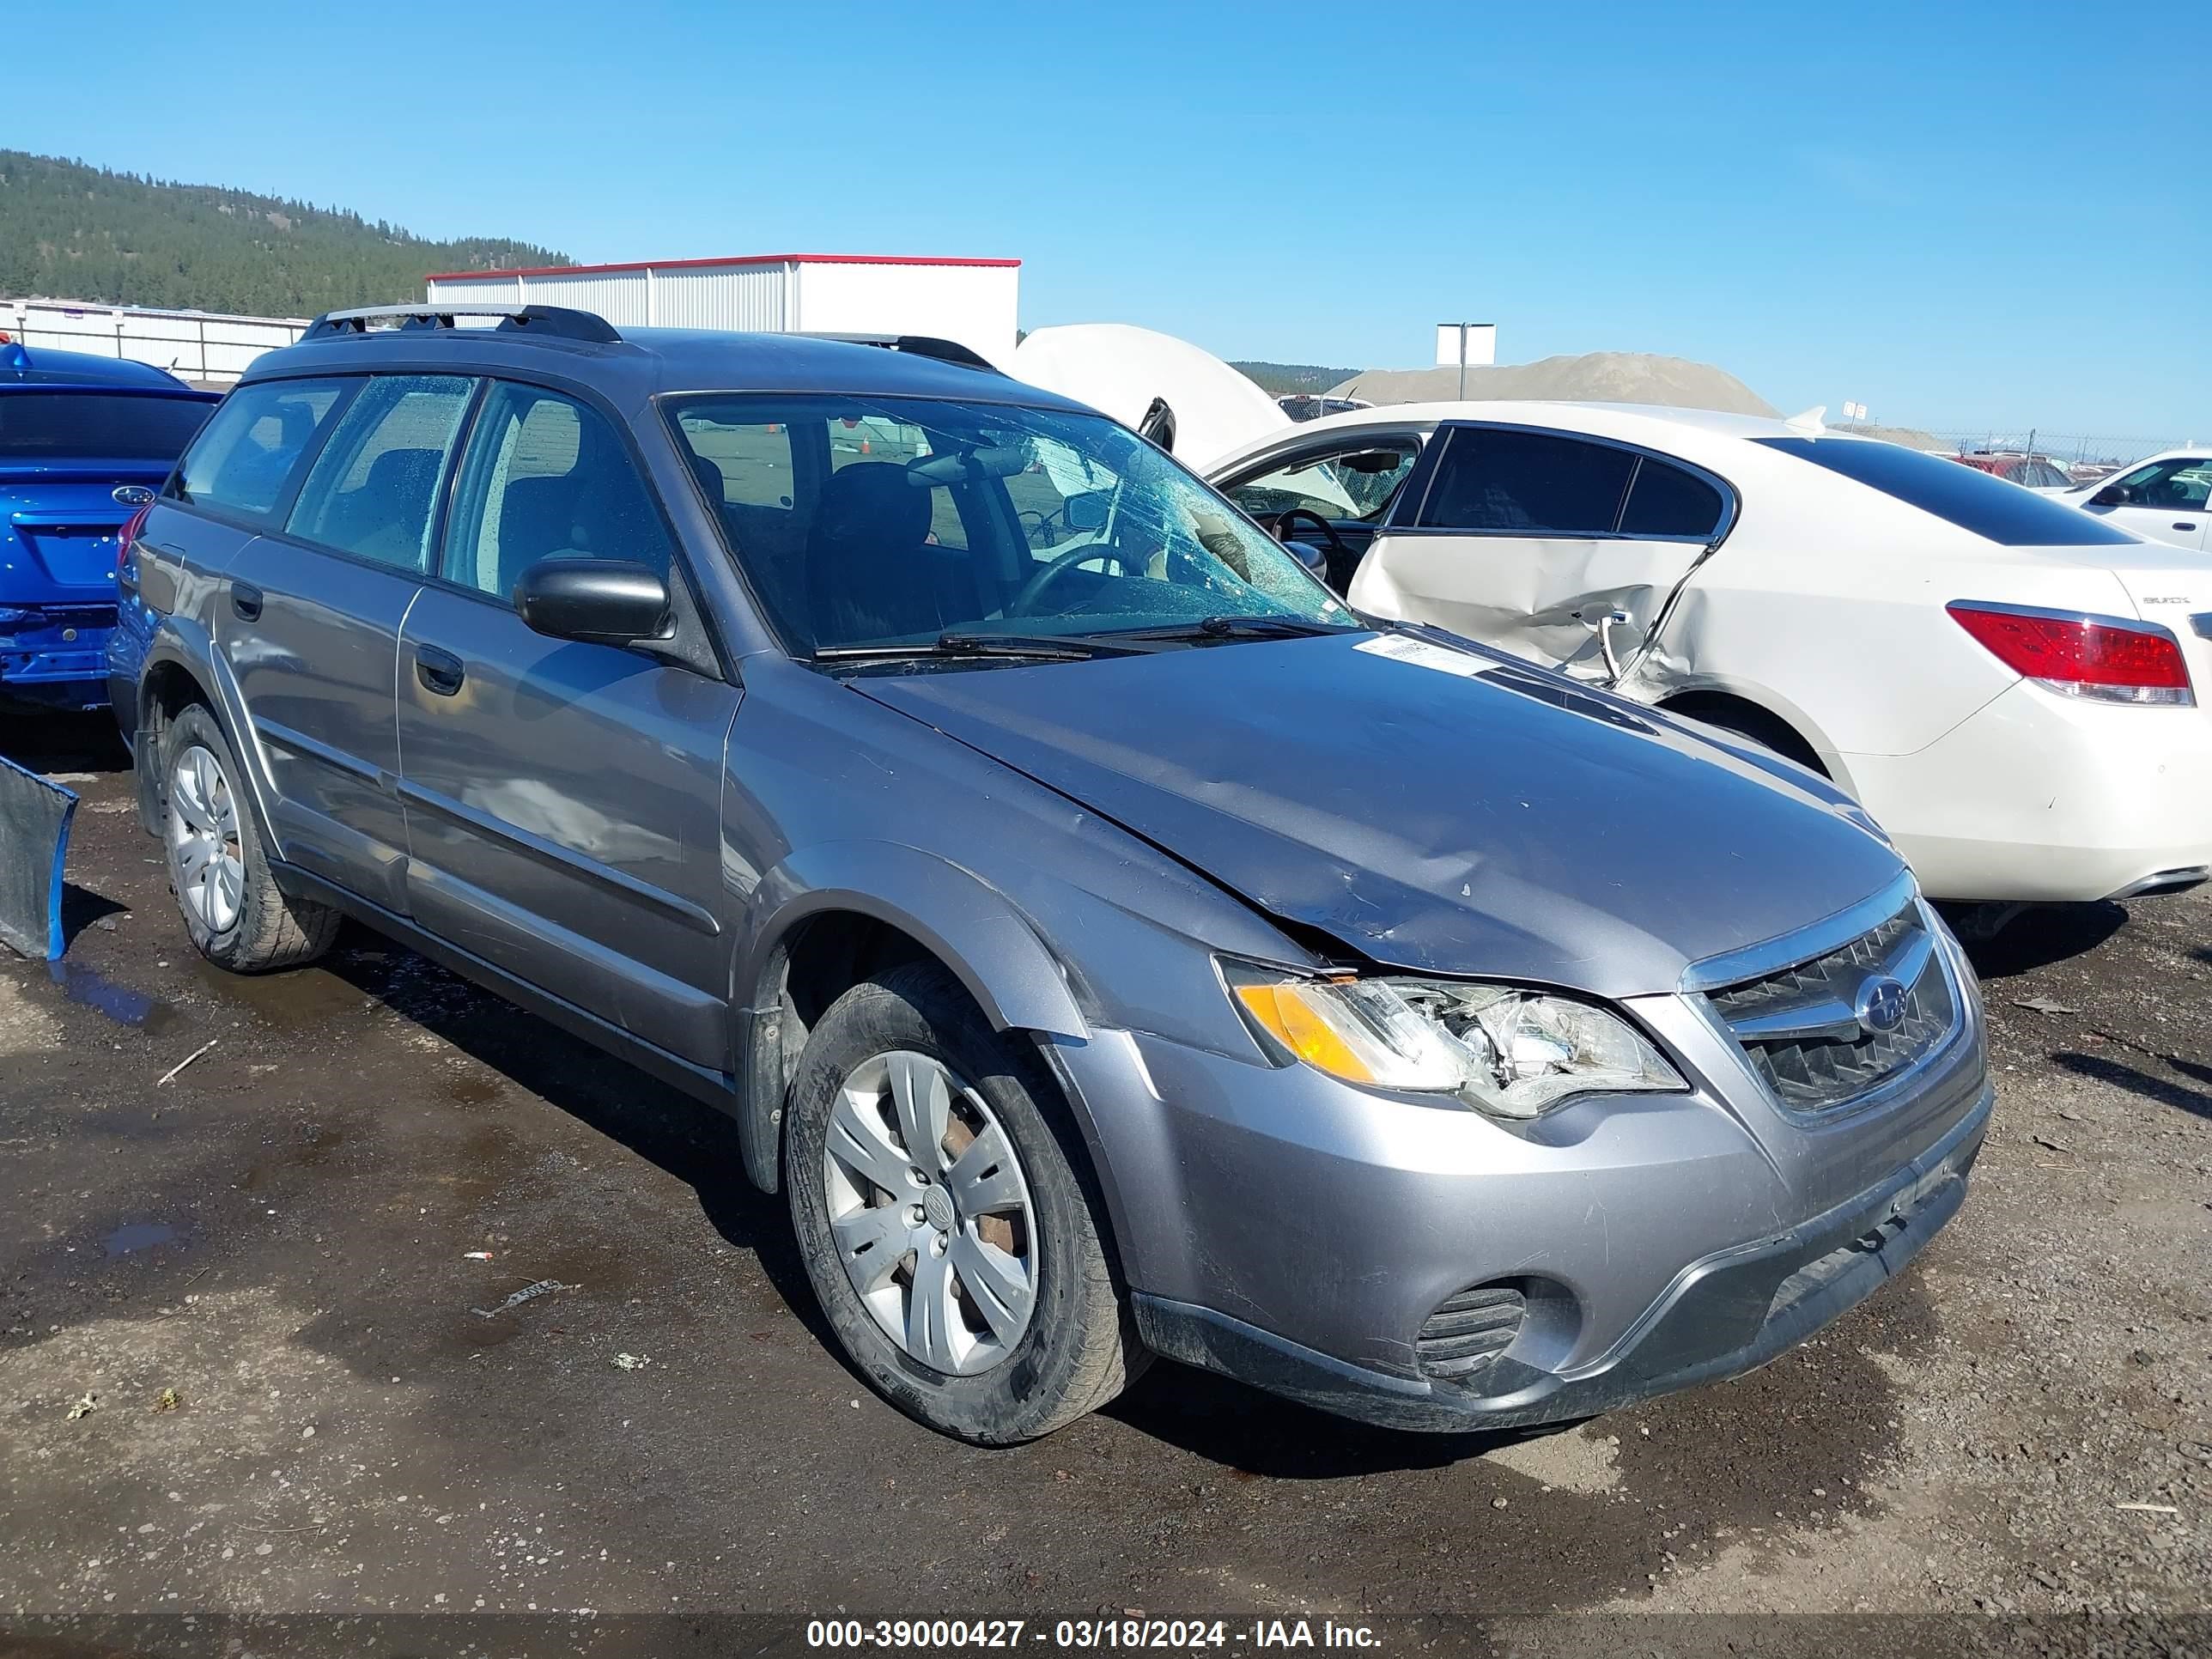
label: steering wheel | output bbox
[1269,507,1351,562]
[1008,542,1131,617]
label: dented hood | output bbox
[855,631,1905,997]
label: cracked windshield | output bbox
[666,394,1354,658]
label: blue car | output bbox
[0,341,217,713]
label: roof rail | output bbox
[799,333,1002,374]
[301,304,622,344]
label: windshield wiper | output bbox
[811,631,1141,665]
[1090,615,1359,644]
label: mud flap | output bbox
[0,755,77,960]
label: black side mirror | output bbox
[1063,489,1112,532]
[2092,483,2130,507]
[514,558,672,646]
[1280,539,1328,580]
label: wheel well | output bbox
[740,912,939,1194]
[134,661,211,830]
[1659,690,1827,777]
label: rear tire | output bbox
[785,962,1141,1444]
[161,703,338,974]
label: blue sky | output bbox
[10,1,2206,434]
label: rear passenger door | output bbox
[395,379,741,1072]
[217,373,476,909]
[1351,422,1732,679]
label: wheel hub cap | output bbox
[820,1049,1038,1376]
[167,742,245,936]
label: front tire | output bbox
[161,703,338,973]
[785,962,1140,1444]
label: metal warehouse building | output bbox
[424,253,1020,361]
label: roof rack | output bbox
[301,304,622,344]
[799,333,1002,374]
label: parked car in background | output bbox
[118,305,1987,1445]
[1950,451,2075,491]
[2046,449,2211,550]
[0,341,217,711]
[1208,404,2212,908]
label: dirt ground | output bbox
[1,715,2206,1658]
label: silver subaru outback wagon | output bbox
[115,305,1990,1444]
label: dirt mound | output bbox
[1331,352,1778,416]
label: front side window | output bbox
[443,382,672,600]
[1224,441,1420,525]
[170,378,353,520]
[1417,428,1637,535]
[2107,457,2212,512]
[286,375,477,572]
[663,393,1350,658]
[1759,436,2138,546]
[0,392,214,461]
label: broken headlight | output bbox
[1221,963,1686,1119]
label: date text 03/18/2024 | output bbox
[804,1619,1383,1649]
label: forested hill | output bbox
[0,150,568,318]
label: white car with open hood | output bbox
[1204,403,2212,908]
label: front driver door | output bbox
[1351,421,1732,680]
[396,378,742,1073]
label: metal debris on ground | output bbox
[156,1040,217,1087]
[2116,1503,2180,1515]
[612,1352,651,1370]
[65,1392,97,1419]
[470,1279,568,1319]
[2013,996,2081,1016]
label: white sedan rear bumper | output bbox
[1845,679,2212,903]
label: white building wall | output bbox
[650,264,787,331]
[790,262,1018,362]
[425,258,1015,354]
[421,275,523,307]
[4,298,307,383]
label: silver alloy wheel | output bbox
[167,742,246,936]
[821,1049,1039,1375]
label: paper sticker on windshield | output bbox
[1354,635,1486,678]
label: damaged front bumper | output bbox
[1047,908,1990,1435]
[1130,1092,1985,1432]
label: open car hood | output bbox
[854,631,1905,997]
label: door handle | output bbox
[230,581,263,622]
[415,645,465,696]
[2175,522,2199,532]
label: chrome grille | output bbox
[1707,901,1954,1112]
[1415,1284,1525,1382]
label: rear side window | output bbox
[1758,436,2139,546]
[1618,457,1727,538]
[0,392,214,460]
[286,375,477,573]
[1417,428,1635,535]
[442,381,672,600]
[171,379,353,520]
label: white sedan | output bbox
[1206,403,2212,907]
[2045,449,2212,550]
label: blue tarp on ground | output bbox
[0,754,76,960]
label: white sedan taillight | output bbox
[1947,600,2195,707]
